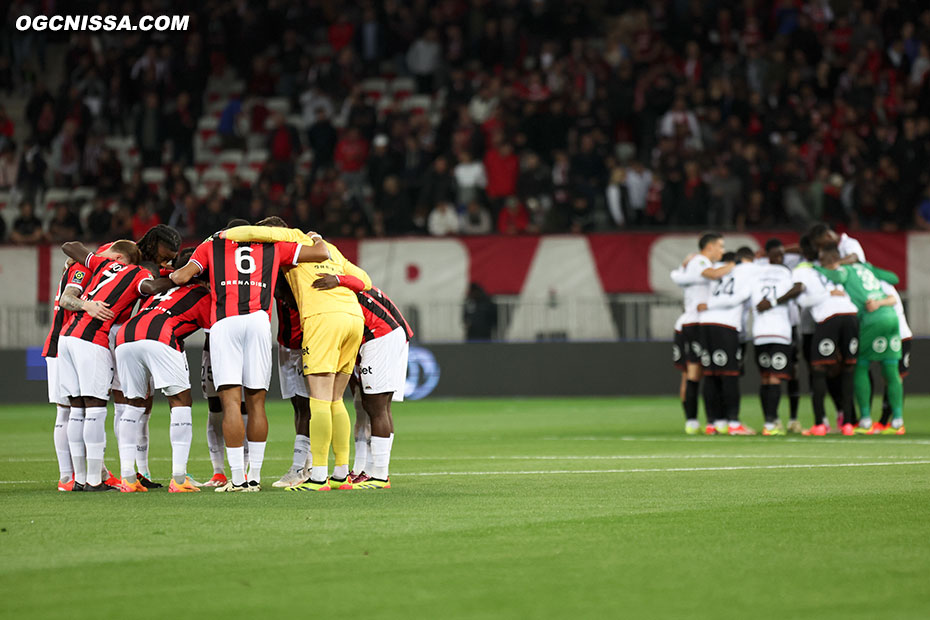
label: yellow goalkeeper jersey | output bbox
[224,226,370,318]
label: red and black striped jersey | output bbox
[62,254,154,348]
[116,284,211,352]
[189,237,301,324]
[42,261,90,357]
[357,287,413,344]
[276,301,303,349]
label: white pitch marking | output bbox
[4,460,930,484]
[543,435,930,446]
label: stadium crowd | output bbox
[4,0,930,244]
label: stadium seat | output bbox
[183,167,199,186]
[43,188,71,210]
[218,150,244,174]
[390,77,415,100]
[297,151,314,173]
[265,97,291,115]
[201,167,230,187]
[197,116,219,142]
[361,78,388,101]
[141,168,167,194]
[70,187,97,206]
[235,166,259,185]
[403,95,432,114]
[246,149,269,171]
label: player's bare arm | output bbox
[140,277,175,296]
[59,285,115,320]
[702,262,735,280]
[61,241,94,265]
[170,262,200,286]
[865,296,896,313]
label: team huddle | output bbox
[44,219,411,493]
[672,225,909,436]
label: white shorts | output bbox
[209,312,272,391]
[355,327,408,402]
[115,340,191,400]
[109,324,123,391]
[46,356,63,404]
[57,336,114,401]
[278,345,308,399]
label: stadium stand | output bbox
[1,0,930,242]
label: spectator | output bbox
[484,140,519,208]
[0,142,17,189]
[334,127,370,197]
[418,156,457,208]
[134,92,164,168]
[110,203,134,239]
[368,134,401,195]
[307,107,339,172]
[48,204,83,242]
[379,175,412,235]
[197,196,227,239]
[624,159,653,226]
[266,112,301,185]
[453,150,487,206]
[217,95,244,150]
[606,167,631,228]
[460,200,493,235]
[50,119,81,187]
[567,197,595,234]
[707,162,743,228]
[166,91,197,167]
[121,169,149,207]
[463,283,497,341]
[0,105,13,139]
[497,197,530,234]
[16,141,47,204]
[915,185,930,231]
[658,96,702,151]
[406,28,441,93]
[132,199,161,240]
[427,201,461,236]
[354,8,385,64]
[10,202,44,244]
[86,199,113,241]
[516,151,552,217]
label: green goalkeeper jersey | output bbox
[814,262,899,320]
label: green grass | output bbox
[2,396,930,620]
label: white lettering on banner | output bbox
[358,239,469,342]
[507,237,616,341]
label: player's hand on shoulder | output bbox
[829,289,846,297]
[682,253,696,267]
[756,299,772,313]
[865,299,879,312]
[84,300,114,320]
[312,274,340,290]
[697,303,708,312]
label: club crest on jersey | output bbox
[758,353,771,368]
[691,342,702,356]
[700,352,711,367]
[771,353,788,370]
[890,336,901,352]
[818,339,836,357]
[712,350,728,366]
[849,338,858,355]
[872,337,887,354]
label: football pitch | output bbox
[2,396,929,620]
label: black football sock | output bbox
[702,377,720,425]
[811,372,827,426]
[721,375,740,422]
[880,384,892,426]
[760,384,780,424]
[840,368,857,426]
[826,373,843,418]
[787,378,800,420]
[684,380,700,421]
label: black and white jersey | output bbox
[751,263,794,345]
[793,262,857,323]
[701,262,755,329]
[670,254,714,326]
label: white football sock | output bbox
[247,440,266,483]
[333,464,349,480]
[859,417,872,429]
[54,406,73,481]
[241,412,249,464]
[67,407,86,485]
[892,418,904,429]
[135,411,150,474]
[370,435,391,480]
[292,435,310,470]
[83,406,108,486]
[207,409,225,474]
[310,465,328,483]
[118,406,145,480]
[170,406,193,479]
[353,439,368,473]
[113,403,126,444]
[227,446,246,485]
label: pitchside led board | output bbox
[25,345,443,401]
